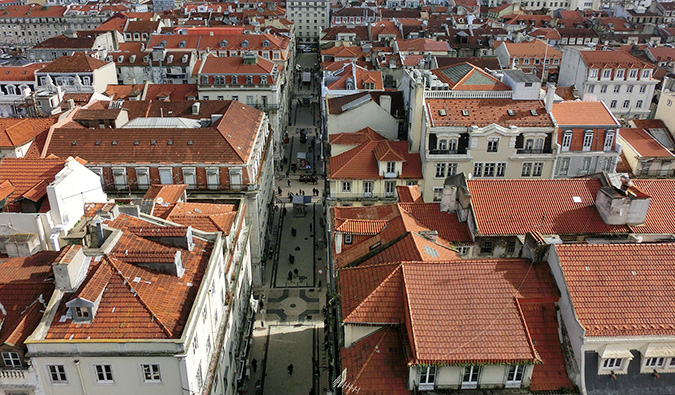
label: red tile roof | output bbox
[0,117,58,148]
[328,141,422,180]
[329,127,387,145]
[432,62,511,91]
[0,63,48,82]
[45,214,214,340]
[619,128,675,158]
[197,54,279,85]
[395,38,450,52]
[501,39,561,59]
[551,101,619,127]
[335,219,389,234]
[45,102,263,165]
[326,63,384,91]
[0,157,66,211]
[426,98,553,128]
[158,202,240,234]
[554,243,675,337]
[396,185,422,203]
[0,252,60,347]
[630,180,675,234]
[580,50,652,70]
[143,184,187,205]
[520,299,574,391]
[372,140,405,161]
[466,179,631,236]
[39,53,111,73]
[340,327,410,395]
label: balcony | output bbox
[383,172,398,179]
[516,148,553,155]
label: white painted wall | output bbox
[326,100,398,139]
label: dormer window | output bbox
[220,40,228,47]
[201,75,209,84]
[642,69,650,79]
[589,69,598,78]
[179,40,186,48]
[182,54,188,63]
[629,69,638,78]
[75,307,90,319]
[232,75,238,84]
[241,39,249,47]
[582,130,593,151]
[261,75,267,84]
[616,69,624,79]
[386,161,396,173]
[246,75,253,84]
[602,69,611,79]
[262,39,270,47]
[438,139,447,150]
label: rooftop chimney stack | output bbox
[545,83,556,113]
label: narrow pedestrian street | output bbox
[243,51,331,395]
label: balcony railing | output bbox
[424,90,513,99]
[0,369,26,379]
[516,148,553,155]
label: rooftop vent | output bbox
[168,140,173,145]
[188,140,193,145]
[439,109,447,116]
[95,140,101,146]
[112,140,117,145]
[151,140,156,146]
[530,109,538,116]
[507,109,515,116]
[71,140,77,145]
[134,141,140,146]
[461,110,469,116]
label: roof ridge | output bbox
[329,141,375,177]
[107,258,174,338]
[514,297,543,363]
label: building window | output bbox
[506,241,516,254]
[141,364,161,383]
[385,181,396,196]
[448,138,458,153]
[581,157,591,172]
[640,85,647,93]
[344,234,353,244]
[603,131,615,151]
[506,365,525,388]
[435,163,446,178]
[479,241,493,255]
[182,168,196,189]
[600,85,607,93]
[589,69,598,78]
[559,158,570,175]
[47,365,67,383]
[483,163,496,177]
[192,335,199,354]
[602,157,614,172]
[94,364,114,383]
[642,70,650,79]
[614,85,620,93]
[587,84,594,93]
[532,162,543,177]
[462,365,480,389]
[75,306,90,319]
[438,139,447,150]
[196,363,203,390]
[473,162,483,177]
[629,69,638,78]
[341,181,351,192]
[562,132,572,151]
[645,357,665,369]
[363,181,373,197]
[487,137,499,152]
[602,358,623,370]
[521,162,532,177]
[448,163,458,176]
[602,69,611,78]
[610,100,617,108]
[206,168,219,190]
[433,187,443,202]
[2,352,21,368]
[418,366,436,390]
[496,163,506,177]
[627,85,633,93]
[623,100,630,109]
[616,69,624,79]
[386,162,396,173]
[582,132,593,151]
[636,100,643,109]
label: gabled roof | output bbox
[0,252,60,347]
[143,184,187,205]
[157,201,240,234]
[328,140,422,180]
[326,91,404,116]
[39,53,111,73]
[372,140,405,161]
[0,117,58,148]
[321,45,366,59]
[44,214,215,340]
[396,185,422,203]
[326,63,384,91]
[0,63,48,81]
[466,179,631,236]
[0,157,67,211]
[619,128,675,158]
[395,38,450,52]
[551,101,619,127]
[329,127,387,145]
[554,243,675,337]
[198,53,277,78]
[501,39,562,59]
[432,62,511,91]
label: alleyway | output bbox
[243,51,331,395]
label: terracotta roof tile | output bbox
[39,53,111,73]
[143,184,187,205]
[0,117,58,148]
[426,98,553,128]
[0,63,48,82]
[396,185,422,203]
[432,62,511,91]
[395,38,450,52]
[555,243,675,337]
[329,127,387,145]
[502,39,561,58]
[466,179,631,235]
[629,180,675,234]
[45,214,214,340]
[619,128,675,158]
[551,101,619,127]
[372,140,405,161]
[328,141,422,180]
[158,201,240,234]
[0,157,66,211]
[580,49,652,69]
[0,252,60,346]
[340,327,409,395]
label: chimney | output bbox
[379,94,392,114]
[595,175,651,225]
[545,83,556,113]
[67,99,75,110]
[418,230,438,242]
[192,102,200,115]
[53,245,90,292]
[242,51,257,65]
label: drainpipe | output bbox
[74,360,87,395]
[34,214,48,251]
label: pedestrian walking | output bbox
[288,271,293,281]
[287,179,291,187]
[255,380,262,395]
[293,268,299,277]
[309,223,313,232]
[251,358,258,373]
[278,186,282,195]
[282,207,287,216]
[289,254,295,264]
[291,227,297,237]
[287,364,294,376]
